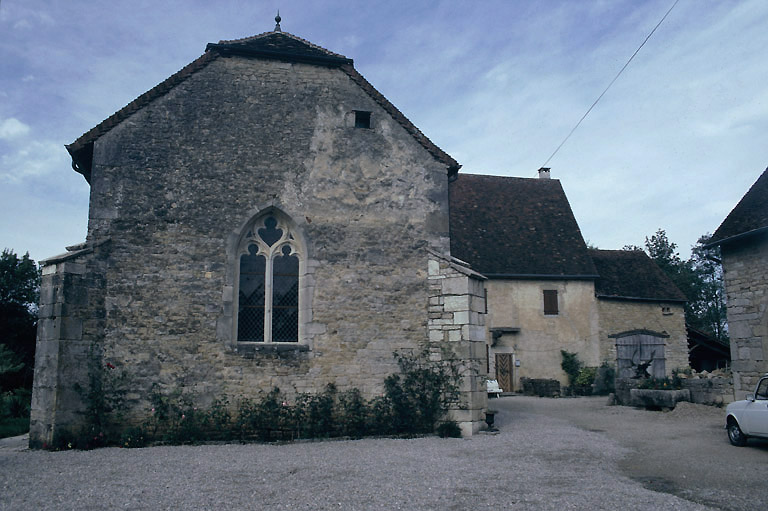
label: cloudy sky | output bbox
[1,0,767,264]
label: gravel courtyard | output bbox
[2,396,765,510]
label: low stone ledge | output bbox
[235,343,310,357]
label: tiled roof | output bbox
[449,174,598,277]
[66,31,458,183]
[708,167,768,246]
[206,30,352,64]
[589,249,687,302]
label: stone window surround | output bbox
[354,110,372,129]
[345,110,374,130]
[219,204,317,353]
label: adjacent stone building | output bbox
[30,26,489,445]
[706,167,768,396]
[450,171,688,391]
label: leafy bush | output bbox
[71,346,126,449]
[120,426,148,448]
[337,388,369,438]
[384,349,461,434]
[50,347,465,449]
[0,346,31,439]
[0,417,29,438]
[574,367,597,386]
[436,420,462,438]
[637,377,681,390]
[593,363,616,395]
[1,388,30,419]
[207,397,232,440]
[147,387,224,444]
[298,384,338,439]
[560,350,582,386]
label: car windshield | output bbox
[756,379,768,400]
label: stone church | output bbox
[30,22,688,446]
[30,23,488,446]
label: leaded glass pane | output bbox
[272,246,299,342]
[258,216,283,246]
[238,248,266,342]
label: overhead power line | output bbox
[540,0,680,169]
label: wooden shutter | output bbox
[543,290,558,315]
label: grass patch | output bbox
[0,417,29,439]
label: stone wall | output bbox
[29,242,108,447]
[519,378,561,397]
[596,299,688,376]
[721,234,768,395]
[682,376,734,406]
[32,54,456,441]
[614,373,733,408]
[426,252,488,435]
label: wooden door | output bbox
[496,353,514,392]
[616,334,666,379]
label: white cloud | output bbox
[0,118,31,139]
[0,139,68,183]
[3,5,56,29]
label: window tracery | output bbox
[237,214,300,343]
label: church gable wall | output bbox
[82,55,451,418]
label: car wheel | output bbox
[727,418,747,446]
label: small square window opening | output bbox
[354,111,371,129]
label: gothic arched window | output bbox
[237,214,300,343]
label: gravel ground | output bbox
[0,398,723,511]
[492,395,768,511]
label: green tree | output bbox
[0,344,24,378]
[643,230,727,343]
[689,234,728,342]
[0,249,40,390]
[644,230,697,305]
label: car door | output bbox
[743,377,768,436]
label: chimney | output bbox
[538,167,551,179]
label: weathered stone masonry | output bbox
[30,32,489,446]
[597,299,688,376]
[30,242,108,447]
[427,251,488,436]
[721,234,768,394]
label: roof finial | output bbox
[274,10,282,32]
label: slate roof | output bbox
[707,167,768,247]
[66,30,459,183]
[589,249,687,302]
[206,31,352,64]
[449,174,598,277]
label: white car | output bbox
[726,373,768,446]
